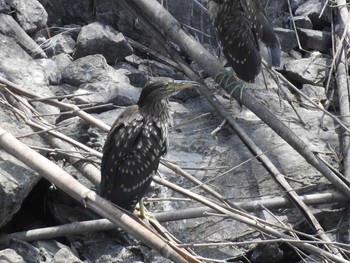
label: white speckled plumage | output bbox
[99,80,186,211]
[208,0,281,82]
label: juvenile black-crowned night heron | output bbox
[99,78,196,211]
[208,0,281,83]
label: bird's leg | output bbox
[215,69,246,103]
[134,199,152,219]
[138,199,146,218]
[215,68,238,88]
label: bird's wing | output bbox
[210,0,261,82]
[99,107,165,210]
[240,0,281,67]
[99,106,143,205]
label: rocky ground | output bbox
[0,0,349,262]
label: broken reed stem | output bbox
[1,88,102,186]
[0,191,346,245]
[335,6,350,181]
[153,176,349,263]
[0,76,110,131]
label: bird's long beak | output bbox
[168,80,200,90]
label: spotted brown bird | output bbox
[99,78,196,211]
[208,0,281,83]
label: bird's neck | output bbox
[139,99,170,122]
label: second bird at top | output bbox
[208,0,281,83]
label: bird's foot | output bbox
[215,68,239,87]
[215,69,245,103]
[134,199,153,220]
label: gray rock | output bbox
[52,53,73,72]
[76,81,140,107]
[295,0,331,29]
[81,240,142,263]
[0,147,41,228]
[0,0,10,13]
[139,60,184,80]
[290,0,307,12]
[0,249,25,263]
[283,55,331,85]
[250,243,283,263]
[62,54,129,86]
[6,0,48,33]
[297,28,332,53]
[42,33,76,57]
[300,84,326,106]
[0,14,46,58]
[31,58,62,85]
[264,0,288,28]
[0,35,58,98]
[292,15,313,29]
[274,27,298,52]
[56,117,89,142]
[73,22,133,64]
[53,248,83,263]
[31,240,82,263]
[7,239,41,263]
[124,54,145,68]
[37,0,96,26]
[114,62,148,87]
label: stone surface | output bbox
[295,0,331,29]
[75,81,140,107]
[6,239,42,263]
[297,28,332,53]
[32,58,62,85]
[274,27,298,52]
[37,0,96,26]
[73,22,133,64]
[290,0,308,12]
[300,84,327,107]
[283,55,331,85]
[0,0,10,13]
[52,248,83,263]
[114,62,148,87]
[0,249,25,263]
[291,15,313,29]
[0,95,49,228]
[41,33,76,57]
[6,0,48,33]
[0,14,46,58]
[0,34,57,89]
[51,53,73,72]
[62,54,129,86]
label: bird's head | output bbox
[137,78,198,107]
